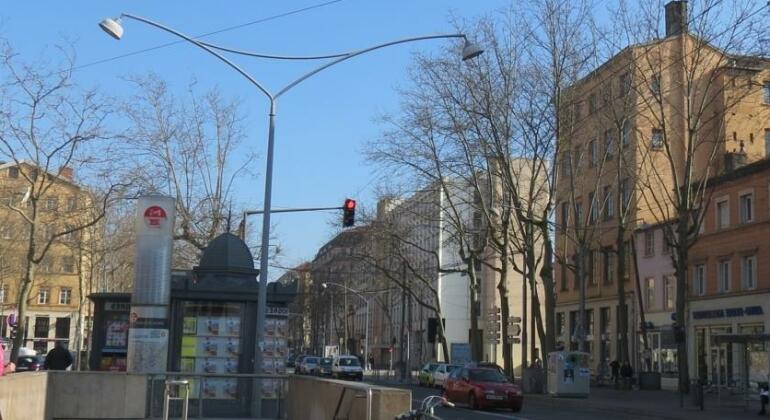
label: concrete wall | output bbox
[0,371,147,420]
[287,376,410,420]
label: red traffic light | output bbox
[344,199,356,210]
[342,199,356,227]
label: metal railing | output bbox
[147,372,288,419]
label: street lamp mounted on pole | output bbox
[98,12,483,409]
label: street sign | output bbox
[509,324,522,336]
[508,316,522,323]
[487,314,501,321]
[506,337,521,344]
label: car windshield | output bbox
[448,365,461,372]
[339,358,360,366]
[428,363,439,371]
[306,357,319,364]
[320,358,332,366]
[469,369,509,383]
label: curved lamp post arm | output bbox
[119,13,274,101]
[197,40,350,60]
[275,34,466,99]
[324,281,367,303]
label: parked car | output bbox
[318,357,333,377]
[15,355,45,372]
[432,363,461,389]
[418,362,440,387]
[331,355,363,381]
[443,367,523,412]
[298,356,320,375]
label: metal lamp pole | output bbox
[99,12,483,409]
[323,282,369,370]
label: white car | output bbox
[432,363,462,388]
[332,355,363,381]
[299,356,320,375]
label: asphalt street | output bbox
[386,382,687,420]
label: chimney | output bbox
[724,141,748,172]
[665,1,688,37]
[59,166,74,180]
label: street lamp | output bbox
[98,12,482,382]
[322,282,370,370]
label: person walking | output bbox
[760,385,769,415]
[620,360,634,390]
[610,359,620,385]
[368,355,375,371]
[44,341,73,371]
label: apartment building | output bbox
[687,157,770,388]
[276,262,313,356]
[0,161,93,354]
[554,0,770,372]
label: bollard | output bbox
[163,379,190,420]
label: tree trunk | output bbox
[468,258,483,362]
[675,217,690,394]
[539,223,556,360]
[12,212,37,361]
[615,228,629,363]
[576,245,588,352]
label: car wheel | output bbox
[468,393,479,410]
[511,404,522,413]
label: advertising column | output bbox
[127,195,176,373]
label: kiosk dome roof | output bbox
[199,233,254,271]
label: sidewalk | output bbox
[527,386,763,420]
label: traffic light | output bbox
[342,198,356,227]
[9,324,17,341]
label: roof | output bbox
[197,232,256,273]
[704,157,770,189]
[0,160,80,188]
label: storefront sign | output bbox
[693,306,764,320]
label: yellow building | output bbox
[554,1,770,372]
[0,160,95,356]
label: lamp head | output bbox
[99,17,124,40]
[322,283,328,289]
[461,39,484,61]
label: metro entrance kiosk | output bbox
[89,233,295,417]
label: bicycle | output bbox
[394,395,455,419]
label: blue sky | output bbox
[0,0,509,278]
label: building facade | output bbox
[554,0,770,373]
[0,161,94,356]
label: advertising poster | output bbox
[180,312,242,400]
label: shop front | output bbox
[688,294,769,389]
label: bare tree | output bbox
[123,75,253,266]
[0,43,126,360]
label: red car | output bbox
[443,367,522,412]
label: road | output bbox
[380,382,680,420]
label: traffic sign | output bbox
[506,337,521,344]
[508,316,522,323]
[509,324,522,336]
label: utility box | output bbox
[547,351,590,397]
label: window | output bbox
[573,102,582,120]
[651,128,664,149]
[556,312,565,336]
[739,193,753,223]
[589,93,598,114]
[718,259,731,292]
[561,151,571,175]
[619,73,631,97]
[39,257,53,273]
[561,264,568,291]
[62,256,75,273]
[765,129,770,157]
[586,309,595,338]
[38,287,50,304]
[588,250,597,285]
[66,197,77,212]
[604,185,614,219]
[621,120,632,148]
[560,201,569,232]
[0,284,7,303]
[589,192,598,223]
[34,317,49,338]
[663,276,674,310]
[8,167,18,178]
[764,82,770,104]
[0,225,13,240]
[620,178,631,211]
[645,278,656,310]
[573,146,582,171]
[716,199,729,229]
[662,233,671,255]
[45,197,58,211]
[644,230,655,257]
[43,224,55,240]
[742,255,756,290]
[589,139,598,167]
[651,74,661,97]
[694,264,706,296]
[603,248,615,285]
[575,202,584,227]
[59,288,72,305]
[604,129,614,159]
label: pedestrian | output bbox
[0,341,15,376]
[368,355,375,371]
[610,359,620,384]
[620,360,634,389]
[760,385,769,415]
[44,341,73,371]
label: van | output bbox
[332,355,363,381]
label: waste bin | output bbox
[547,351,590,397]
